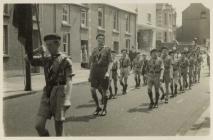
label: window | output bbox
[81,10,87,27]
[164,13,167,25]
[3,25,8,55]
[113,10,119,30]
[164,32,167,42]
[200,11,207,19]
[125,14,130,32]
[4,4,9,14]
[63,33,70,54]
[62,5,69,23]
[147,13,151,23]
[126,39,130,51]
[98,8,104,27]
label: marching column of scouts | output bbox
[27,33,205,136]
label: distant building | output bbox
[116,3,177,51]
[136,4,157,51]
[176,3,210,44]
[156,3,176,46]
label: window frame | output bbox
[4,4,9,15]
[3,25,9,55]
[62,5,69,24]
[98,7,104,28]
[125,14,130,32]
[81,10,87,27]
[113,10,119,30]
[147,13,151,23]
[125,39,130,51]
[62,33,70,54]
[200,11,207,19]
[164,13,167,25]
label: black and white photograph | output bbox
[1,0,211,137]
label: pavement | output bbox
[3,66,210,136]
[3,63,90,99]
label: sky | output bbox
[169,2,191,26]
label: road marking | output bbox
[176,98,184,104]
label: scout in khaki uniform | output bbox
[28,34,73,136]
[188,52,195,89]
[147,48,164,109]
[141,54,148,85]
[161,46,173,103]
[179,50,189,92]
[168,50,175,97]
[196,48,203,83]
[108,50,119,99]
[119,49,131,95]
[156,49,165,100]
[132,52,143,88]
[193,52,198,83]
[171,49,180,96]
[89,34,113,116]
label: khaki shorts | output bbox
[147,74,160,91]
[163,70,171,84]
[120,67,129,79]
[173,70,179,84]
[134,68,141,75]
[37,85,70,121]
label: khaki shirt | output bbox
[133,58,143,69]
[147,57,164,77]
[90,46,112,79]
[162,55,172,72]
[119,56,131,68]
[30,52,73,106]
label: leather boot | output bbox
[148,91,154,109]
[154,92,159,108]
[114,87,118,96]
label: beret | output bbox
[161,46,168,50]
[44,33,61,41]
[150,48,157,54]
[96,33,105,39]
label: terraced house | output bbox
[3,4,137,77]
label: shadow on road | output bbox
[65,115,97,123]
[190,117,210,130]
[76,103,96,109]
[128,107,151,113]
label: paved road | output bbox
[3,68,210,136]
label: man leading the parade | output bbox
[28,33,73,136]
[89,33,113,116]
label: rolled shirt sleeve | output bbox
[64,58,74,78]
[63,58,73,107]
